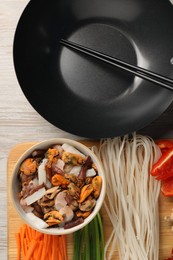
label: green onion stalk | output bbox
[73,213,104,260]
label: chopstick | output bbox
[60,39,173,91]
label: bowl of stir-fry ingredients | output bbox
[11,138,106,235]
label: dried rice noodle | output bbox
[92,133,161,260]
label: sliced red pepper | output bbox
[156,139,173,154]
[161,176,173,196]
[151,148,173,180]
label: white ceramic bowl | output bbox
[11,138,106,235]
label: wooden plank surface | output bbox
[7,141,173,259]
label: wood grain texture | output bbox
[1,0,173,259]
[7,141,173,260]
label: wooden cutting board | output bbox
[7,141,173,260]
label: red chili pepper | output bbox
[161,176,173,196]
[156,139,173,154]
[151,148,173,180]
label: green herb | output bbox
[97,213,105,260]
[73,213,104,260]
[73,229,83,260]
[83,224,90,260]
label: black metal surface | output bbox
[13,0,173,138]
[138,101,173,139]
[60,39,173,91]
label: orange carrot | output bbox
[25,239,39,260]
[23,237,28,257]
[15,224,67,259]
[41,234,52,260]
[51,235,57,260]
[20,226,27,258]
[25,224,32,243]
[62,235,67,260]
[35,239,43,258]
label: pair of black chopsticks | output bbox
[60,39,173,91]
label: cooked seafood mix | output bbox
[18,143,102,229]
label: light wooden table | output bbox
[0,1,173,259]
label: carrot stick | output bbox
[51,235,58,260]
[58,249,63,260]
[25,239,39,260]
[57,235,63,259]
[35,230,44,241]
[20,226,27,258]
[35,239,43,259]
[59,235,66,260]
[30,226,36,238]
[23,237,28,257]
[62,235,67,260]
[57,236,63,260]
[20,225,26,241]
[16,224,68,260]
[41,234,52,260]
[25,224,32,242]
